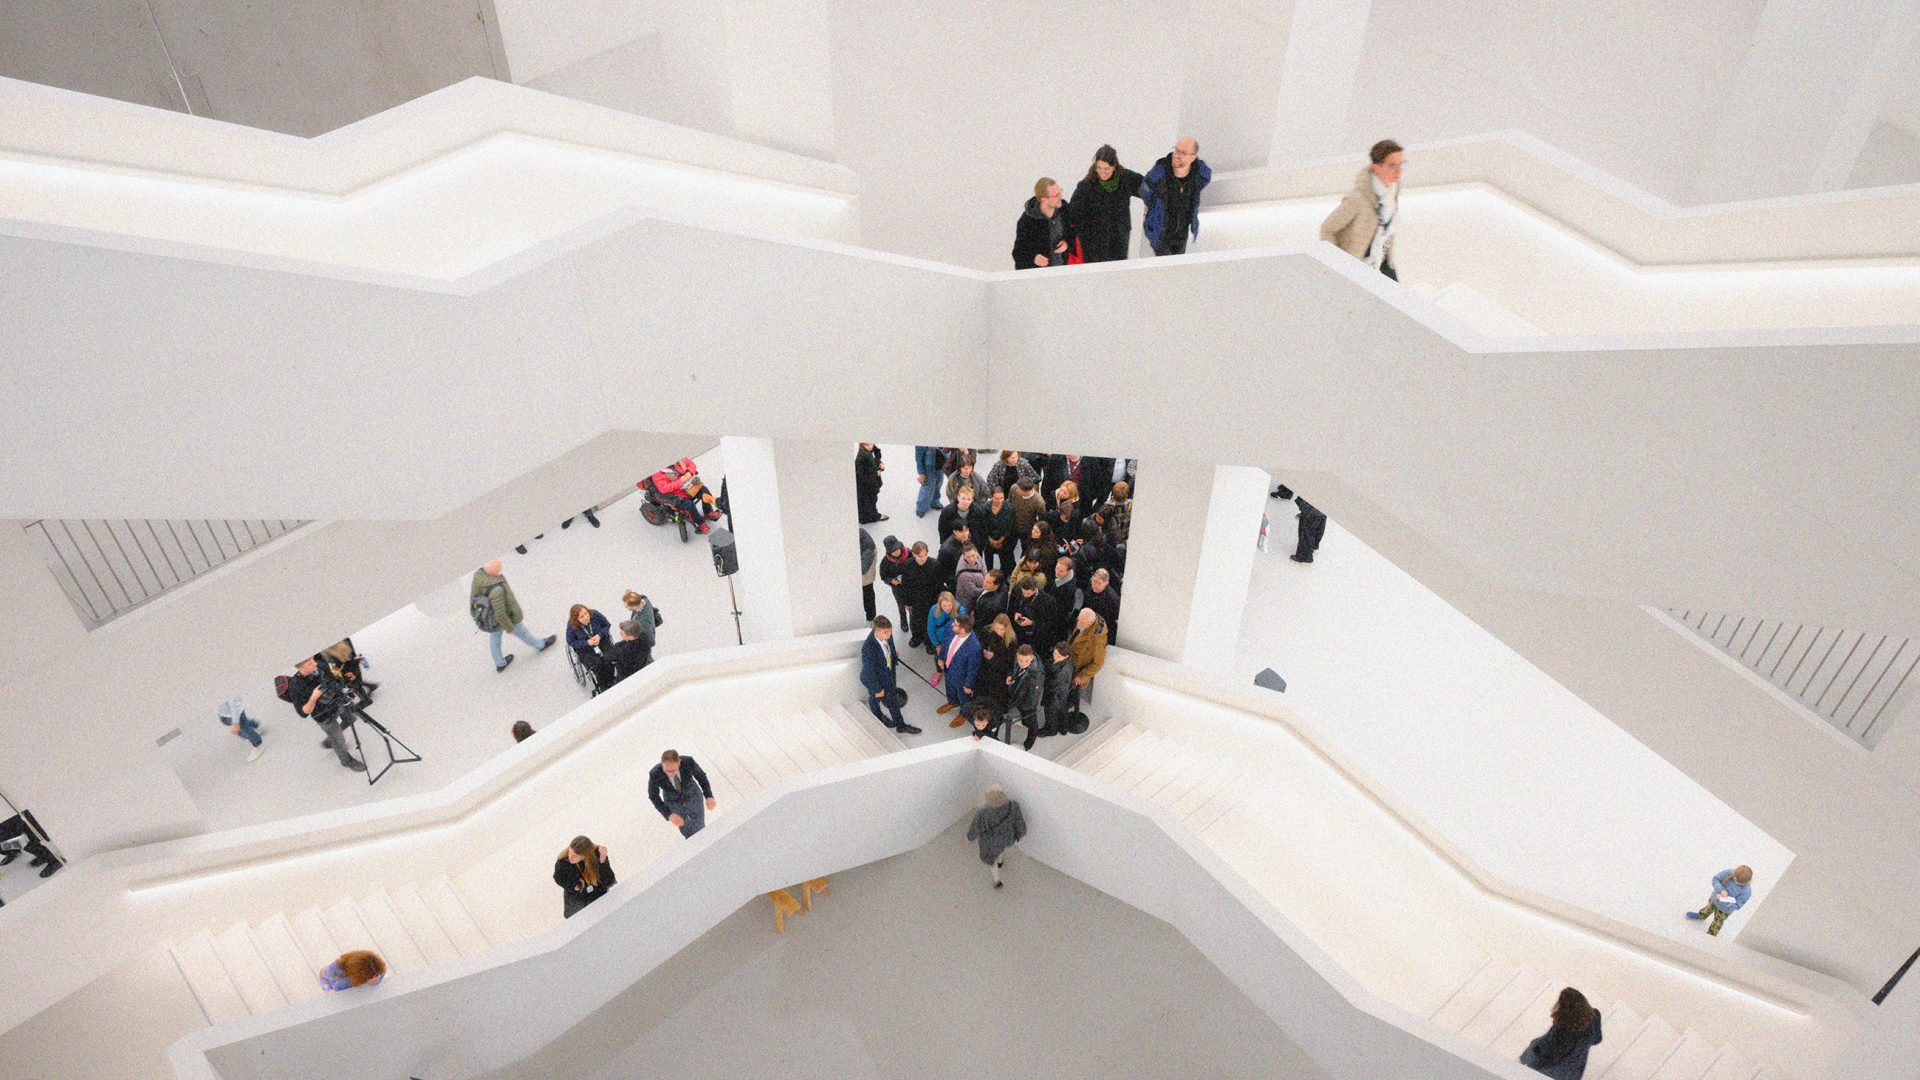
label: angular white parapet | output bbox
[0,75,859,286]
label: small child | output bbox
[217,695,265,763]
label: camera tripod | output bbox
[337,700,421,786]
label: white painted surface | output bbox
[1111,457,1209,665]
[715,436,796,642]
[488,0,654,84]
[1181,464,1272,673]
[1267,0,1374,165]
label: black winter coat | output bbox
[1068,169,1143,263]
[1008,661,1044,720]
[939,501,990,546]
[1012,198,1072,269]
[898,556,947,610]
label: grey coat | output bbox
[967,800,1027,864]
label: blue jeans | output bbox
[226,712,262,747]
[490,623,548,668]
[916,475,944,516]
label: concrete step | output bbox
[1070,722,1144,777]
[1583,1002,1643,1079]
[757,713,832,772]
[1107,731,1172,791]
[211,921,288,1014]
[167,930,248,1026]
[1599,1012,1682,1079]
[1145,744,1215,812]
[251,913,324,1006]
[285,906,342,972]
[1129,742,1200,802]
[1053,717,1123,768]
[422,875,492,955]
[1460,968,1551,1044]
[354,889,430,973]
[1652,1033,1724,1079]
[1490,979,1561,1058]
[1183,763,1255,832]
[390,882,462,966]
[742,717,808,778]
[319,897,387,973]
[1431,955,1522,1029]
[1090,728,1161,785]
[800,707,867,765]
[835,701,908,753]
[1699,1047,1761,1080]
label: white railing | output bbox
[165,742,1521,1080]
[22,518,306,628]
[1659,609,1919,748]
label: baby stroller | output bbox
[638,457,724,542]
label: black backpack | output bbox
[274,674,298,705]
[470,582,503,632]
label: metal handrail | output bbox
[21,518,308,630]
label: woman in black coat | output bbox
[1520,987,1602,1079]
[554,835,616,918]
[1068,145,1144,263]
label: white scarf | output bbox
[1367,173,1398,268]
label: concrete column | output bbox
[1120,461,1271,674]
[1267,0,1375,166]
[1692,0,1920,200]
[719,436,864,643]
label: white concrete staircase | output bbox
[1054,719,1799,1079]
[162,703,904,1028]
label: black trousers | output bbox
[1381,259,1398,281]
[0,811,57,866]
[1294,507,1327,561]
[1152,231,1189,257]
[857,486,883,523]
[862,583,878,622]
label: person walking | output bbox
[471,560,556,673]
[1318,139,1405,280]
[939,613,984,719]
[1519,988,1603,1079]
[553,836,617,919]
[1686,865,1754,936]
[861,616,922,734]
[1012,177,1073,269]
[1068,145,1144,263]
[1141,137,1211,256]
[855,443,887,524]
[565,604,615,692]
[1291,496,1327,563]
[913,445,946,518]
[647,750,717,839]
[216,694,265,763]
[967,784,1027,888]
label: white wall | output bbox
[488,0,656,84]
[720,437,866,641]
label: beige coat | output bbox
[1319,166,1395,263]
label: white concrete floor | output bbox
[482,818,1330,1080]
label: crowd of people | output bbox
[1008,136,1406,277]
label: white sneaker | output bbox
[246,746,265,763]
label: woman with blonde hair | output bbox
[319,949,386,991]
[926,590,963,671]
[966,785,1027,888]
[553,835,617,918]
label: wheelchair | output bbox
[565,646,599,697]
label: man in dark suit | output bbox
[1011,577,1062,653]
[606,620,652,683]
[1291,496,1328,564]
[647,750,717,838]
[860,617,922,734]
[0,810,61,879]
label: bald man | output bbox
[471,559,557,672]
[1141,137,1212,256]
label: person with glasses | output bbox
[1141,137,1212,256]
[1320,139,1405,280]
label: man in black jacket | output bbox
[897,541,946,649]
[1292,496,1328,564]
[1083,567,1121,641]
[1042,641,1077,738]
[1012,178,1072,269]
[973,568,1012,628]
[855,443,886,524]
[1011,578,1061,653]
[1010,645,1045,749]
[647,750,716,838]
[937,523,973,590]
[283,656,368,772]
[606,620,652,683]
[938,485,990,547]
[879,535,912,627]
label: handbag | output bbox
[1066,237,1084,265]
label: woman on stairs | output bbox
[554,835,616,919]
[319,950,386,991]
[1519,987,1602,1079]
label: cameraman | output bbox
[287,655,368,773]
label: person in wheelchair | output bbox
[639,457,723,536]
[565,604,616,693]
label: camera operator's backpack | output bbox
[274,674,298,705]
[470,583,503,633]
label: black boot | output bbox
[584,508,601,528]
[515,544,528,554]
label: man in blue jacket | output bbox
[861,617,922,734]
[913,445,946,518]
[1141,137,1211,256]
[938,613,984,720]
[1686,865,1753,936]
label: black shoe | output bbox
[1271,484,1294,501]
[39,861,61,878]
[1290,554,1313,563]
[343,759,368,772]
[994,880,1004,889]
[362,682,380,694]
[321,739,334,748]
[897,724,923,735]
[0,850,16,866]
[515,544,528,554]
[561,517,574,529]
[540,635,557,650]
[496,655,516,672]
[585,509,601,528]
[28,855,47,867]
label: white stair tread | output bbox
[1600,1013,1682,1079]
[355,890,431,973]
[836,702,906,754]
[252,913,325,1005]
[320,898,390,972]
[1700,1048,1761,1080]
[1146,749,1215,812]
[1491,980,1562,1058]
[826,702,890,757]
[1183,764,1254,831]
[1108,732,1173,790]
[286,906,342,971]
[746,719,809,777]
[1431,956,1524,1029]
[1071,723,1145,777]
[168,930,249,1026]
[1054,718,1121,768]
[1130,743,1200,802]
[1091,729,1161,784]
[792,710,851,767]
[391,883,462,966]
[423,875,493,954]
[212,921,288,1014]
[1460,969,1550,1043]
[1652,1033,1723,1080]
[801,707,866,765]
[757,715,830,772]
[708,727,782,787]
[1583,1003,1642,1079]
